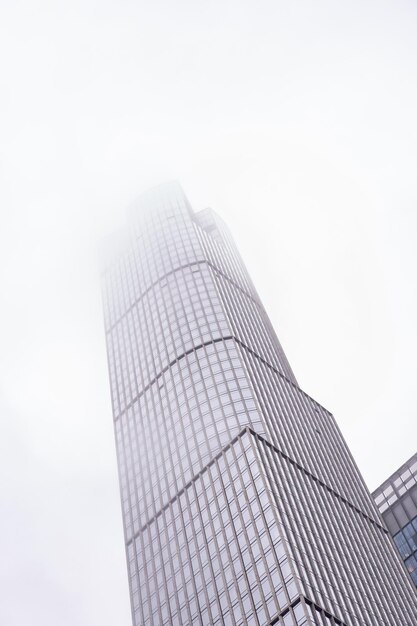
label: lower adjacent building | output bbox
[102,182,417,625]
[373,452,417,588]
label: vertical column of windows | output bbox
[197,211,297,381]
[270,446,374,623]
[254,434,417,625]
[237,349,377,520]
[193,218,296,382]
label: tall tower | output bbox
[101,183,417,626]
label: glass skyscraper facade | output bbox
[373,452,417,588]
[101,182,417,625]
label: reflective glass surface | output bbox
[393,516,417,585]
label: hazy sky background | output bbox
[1,1,417,624]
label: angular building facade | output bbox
[101,182,417,626]
[373,452,417,588]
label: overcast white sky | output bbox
[1,1,417,624]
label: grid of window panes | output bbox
[127,429,353,626]
[373,454,417,515]
[102,182,417,626]
[114,339,266,541]
[235,346,378,522]
[129,432,291,626]
[393,516,417,586]
[193,208,296,383]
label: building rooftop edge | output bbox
[372,451,417,496]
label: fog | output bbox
[1,1,417,624]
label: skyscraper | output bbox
[373,452,417,588]
[101,182,417,626]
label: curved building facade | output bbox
[102,182,417,626]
